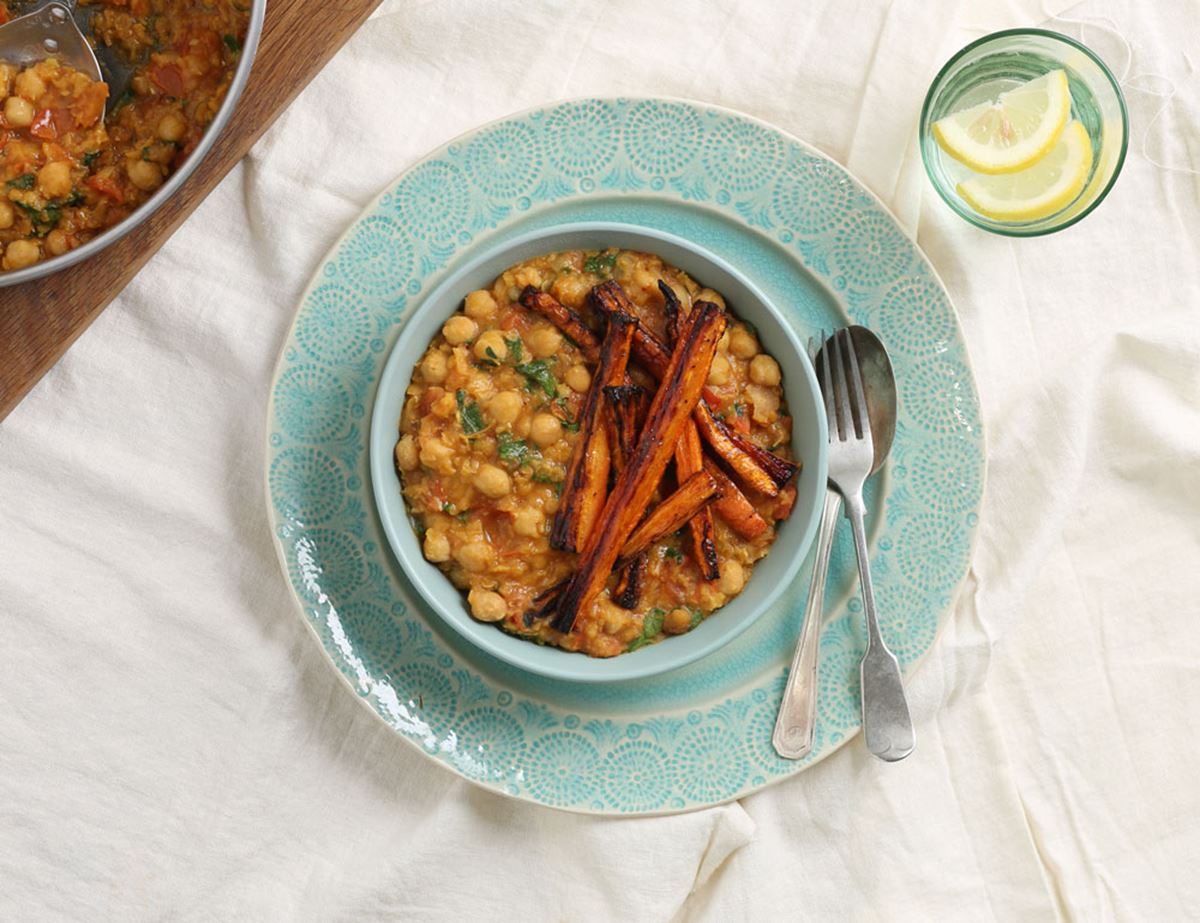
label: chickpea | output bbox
[156,111,187,142]
[44,229,69,257]
[707,355,732,387]
[473,329,508,364]
[512,507,543,538]
[423,530,451,562]
[487,390,522,425]
[394,434,419,471]
[717,329,731,353]
[663,607,694,635]
[442,314,477,346]
[474,463,511,499]
[526,325,562,359]
[529,413,562,448]
[464,289,497,320]
[2,239,39,271]
[37,161,73,199]
[729,327,759,359]
[455,540,494,573]
[127,158,163,192]
[719,560,746,596]
[468,588,507,622]
[4,96,34,128]
[565,364,591,393]
[12,68,45,101]
[749,354,781,387]
[0,201,13,230]
[696,288,727,310]
[418,438,454,473]
[419,350,448,384]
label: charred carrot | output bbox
[592,280,789,497]
[660,281,720,580]
[702,458,770,539]
[554,301,726,633]
[519,287,601,363]
[617,470,721,563]
[550,310,637,552]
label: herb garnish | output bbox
[583,252,617,274]
[456,389,486,435]
[628,608,666,651]
[516,359,557,398]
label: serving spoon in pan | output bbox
[0,0,134,115]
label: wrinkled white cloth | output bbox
[2,0,1198,919]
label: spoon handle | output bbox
[844,491,915,762]
[772,488,841,759]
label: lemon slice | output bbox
[932,70,1071,174]
[957,120,1093,221]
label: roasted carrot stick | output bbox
[702,458,770,539]
[617,470,720,563]
[592,280,789,496]
[660,281,720,581]
[554,301,726,632]
[612,555,647,611]
[519,287,601,363]
[550,310,637,552]
[604,383,651,608]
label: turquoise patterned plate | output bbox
[266,98,985,814]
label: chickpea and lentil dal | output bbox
[0,0,248,271]
[395,249,797,658]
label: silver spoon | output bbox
[0,1,133,115]
[772,326,901,760]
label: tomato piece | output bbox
[149,63,185,97]
[86,173,125,204]
[29,109,58,140]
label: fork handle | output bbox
[772,488,841,759]
[844,491,915,762]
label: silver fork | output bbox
[825,328,914,762]
[773,332,839,760]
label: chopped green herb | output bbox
[504,336,524,363]
[733,402,747,418]
[497,431,531,465]
[456,389,486,435]
[441,501,454,513]
[516,359,557,398]
[583,252,618,274]
[141,146,153,161]
[477,344,500,368]
[82,151,101,168]
[6,173,34,190]
[562,419,580,433]
[629,607,667,651]
[223,33,241,53]
[663,546,684,563]
[531,471,563,496]
[456,511,471,524]
[688,607,705,629]
[14,200,61,234]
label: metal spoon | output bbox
[773,326,898,760]
[0,1,133,113]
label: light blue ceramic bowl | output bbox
[368,222,828,683]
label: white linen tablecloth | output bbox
[3,0,1198,919]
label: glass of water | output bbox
[920,28,1128,236]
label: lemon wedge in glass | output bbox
[956,120,1093,221]
[932,69,1072,174]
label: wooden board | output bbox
[0,0,382,421]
